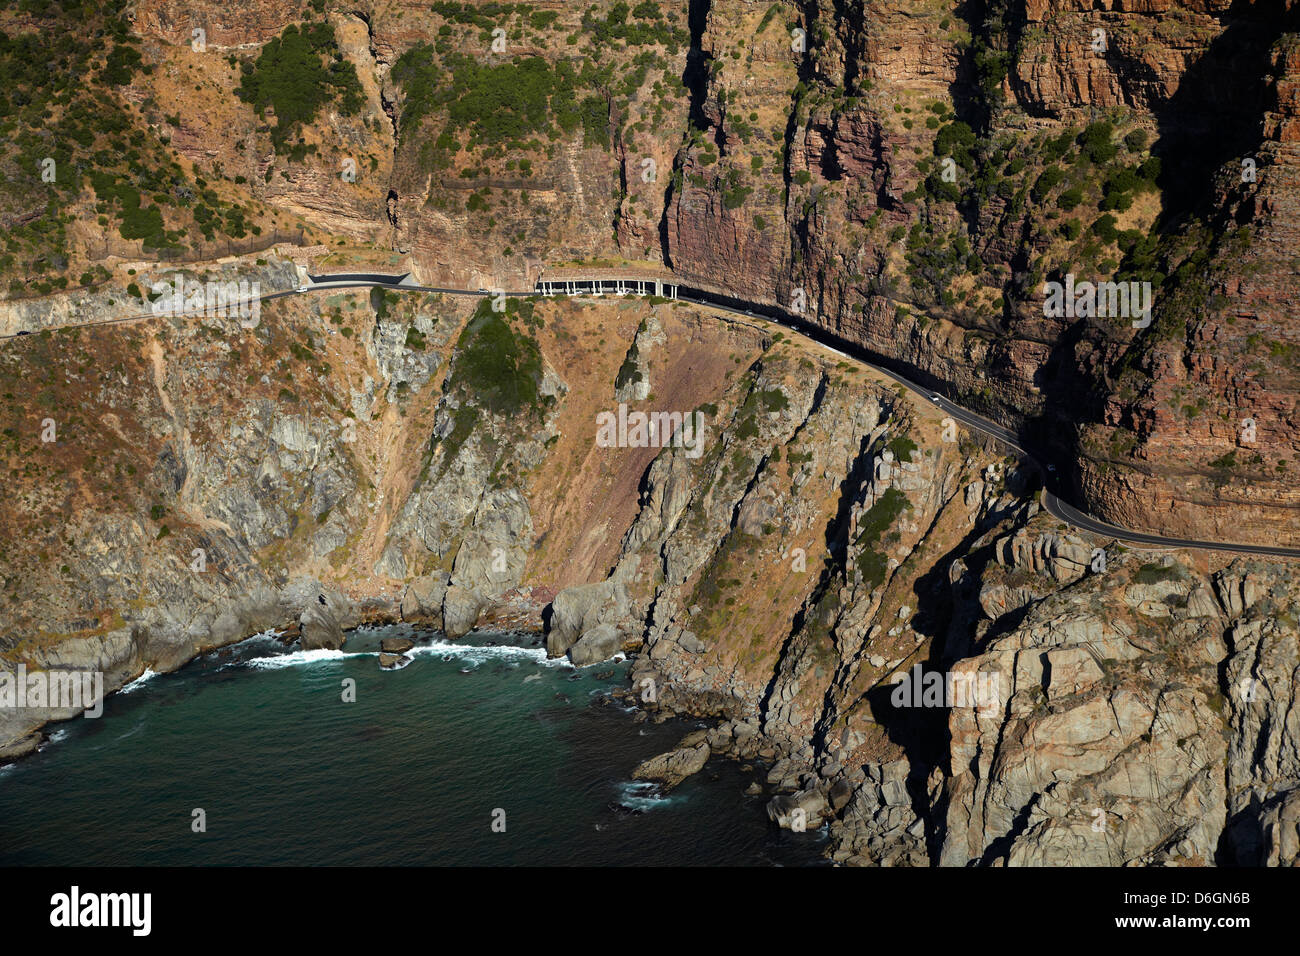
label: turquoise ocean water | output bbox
[0,627,828,866]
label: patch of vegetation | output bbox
[887,434,917,462]
[853,487,910,590]
[392,14,673,166]
[691,531,761,632]
[1133,562,1180,585]
[236,23,365,153]
[445,299,544,418]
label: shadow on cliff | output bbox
[1018,0,1297,494]
[657,0,714,269]
[1145,0,1296,220]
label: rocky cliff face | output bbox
[134,0,311,47]
[34,0,1289,542]
[652,0,1300,547]
[5,255,1300,865]
[4,0,1300,866]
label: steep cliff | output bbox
[8,0,1298,541]
[4,251,1299,864]
[3,0,1300,866]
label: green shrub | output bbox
[853,487,910,588]
[1079,121,1117,165]
[1031,165,1064,201]
[887,435,917,462]
[1134,562,1179,584]
[237,23,365,152]
[446,301,543,417]
[1058,186,1084,211]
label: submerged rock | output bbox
[378,652,412,670]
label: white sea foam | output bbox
[118,669,158,694]
[617,780,679,811]
[409,639,566,668]
[35,728,71,753]
[379,654,414,671]
[241,648,374,670]
[246,628,286,643]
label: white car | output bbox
[296,285,309,293]
[930,394,942,404]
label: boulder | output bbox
[632,740,712,789]
[545,577,629,658]
[298,590,358,650]
[299,604,344,650]
[380,636,415,654]
[767,788,830,830]
[995,531,1093,583]
[441,586,483,638]
[400,572,450,626]
[568,623,622,666]
[828,777,856,812]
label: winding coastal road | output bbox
[7,269,1300,560]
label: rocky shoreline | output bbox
[4,260,1299,866]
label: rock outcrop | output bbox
[632,731,712,789]
[5,2,1300,870]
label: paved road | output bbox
[7,271,1299,559]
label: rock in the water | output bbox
[378,652,411,670]
[380,636,415,654]
[632,739,712,788]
